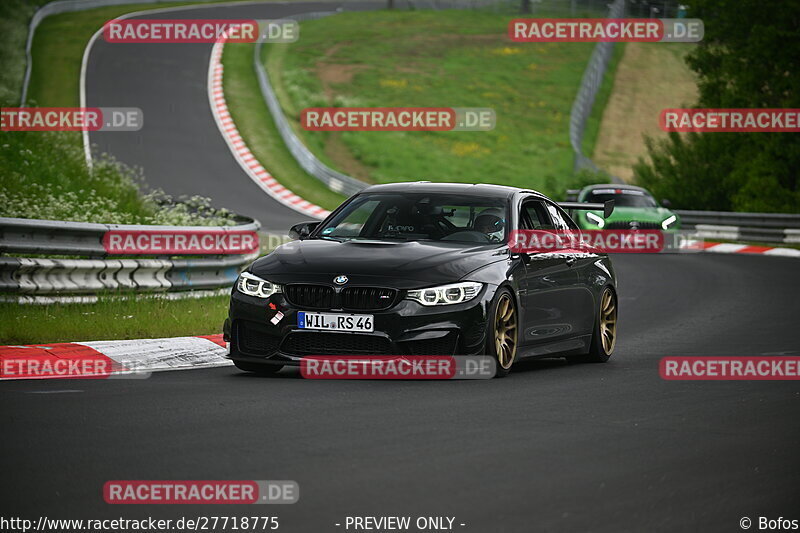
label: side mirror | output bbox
[289,221,320,241]
[661,198,672,208]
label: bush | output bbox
[634,0,800,213]
[0,2,237,226]
[635,132,800,213]
[0,131,236,225]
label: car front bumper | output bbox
[224,285,496,366]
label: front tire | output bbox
[488,288,518,377]
[233,360,283,374]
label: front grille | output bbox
[284,284,335,309]
[400,333,458,356]
[236,321,281,356]
[281,332,393,356]
[341,287,398,311]
[606,221,661,230]
[284,284,398,311]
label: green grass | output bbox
[0,129,237,224]
[0,294,229,345]
[0,130,151,222]
[0,0,51,107]
[259,9,621,199]
[223,43,347,210]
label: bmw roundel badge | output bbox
[334,275,348,285]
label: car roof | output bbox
[581,183,652,194]
[360,181,534,199]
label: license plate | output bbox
[297,311,374,332]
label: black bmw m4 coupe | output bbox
[224,182,617,377]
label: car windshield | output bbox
[316,192,508,244]
[586,188,657,208]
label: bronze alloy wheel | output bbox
[599,288,617,355]
[494,293,518,369]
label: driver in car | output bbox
[474,209,505,242]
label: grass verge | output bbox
[259,9,622,199]
[0,294,228,345]
[0,0,51,107]
[592,42,698,182]
[0,130,236,224]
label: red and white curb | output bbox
[1,334,232,380]
[208,37,331,220]
[688,241,800,258]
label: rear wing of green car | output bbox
[558,200,615,219]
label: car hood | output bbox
[249,239,508,288]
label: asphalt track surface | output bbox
[4,2,800,532]
[3,253,800,532]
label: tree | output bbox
[634,0,800,213]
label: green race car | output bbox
[573,184,680,231]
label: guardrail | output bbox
[675,210,800,244]
[0,216,260,298]
[568,0,624,182]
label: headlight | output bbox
[237,271,282,298]
[586,212,605,228]
[661,214,678,230]
[406,282,483,306]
